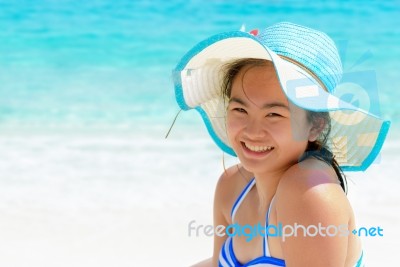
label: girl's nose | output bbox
[244,119,267,140]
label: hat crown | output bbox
[258,22,343,93]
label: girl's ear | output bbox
[308,117,326,142]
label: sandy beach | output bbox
[0,126,398,266]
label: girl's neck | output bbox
[253,169,284,214]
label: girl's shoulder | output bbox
[214,164,253,221]
[273,157,360,266]
[280,157,341,189]
[275,157,351,220]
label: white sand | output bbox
[0,127,398,266]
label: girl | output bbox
[172,22,389,267]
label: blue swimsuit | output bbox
[218,178,365,267]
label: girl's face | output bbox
[226,64,317,175]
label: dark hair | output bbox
[221,58,347,193]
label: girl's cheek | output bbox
[226,121,238,136]
[260,119,278,131]
[263,121,291,142]
[226,117,245,141]
[227,115,245,131]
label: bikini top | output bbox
[218,178,365,267]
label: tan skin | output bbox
[191,64,362,267]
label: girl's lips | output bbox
[241,142,274,158]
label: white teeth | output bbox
[245,143,273,152]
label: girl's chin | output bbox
[236,155,274,173]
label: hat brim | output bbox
[173,31,390,171]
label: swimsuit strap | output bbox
[264,194,276,257]
[230,178,278,258]
[231,178,256,222]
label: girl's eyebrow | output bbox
[229,97,289,110]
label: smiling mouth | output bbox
[242,142,274,153]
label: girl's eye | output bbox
[266,113,281,117]
[233,108,247,113]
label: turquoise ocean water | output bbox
[0,0,399,134]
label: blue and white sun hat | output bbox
[173,22,390,171]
